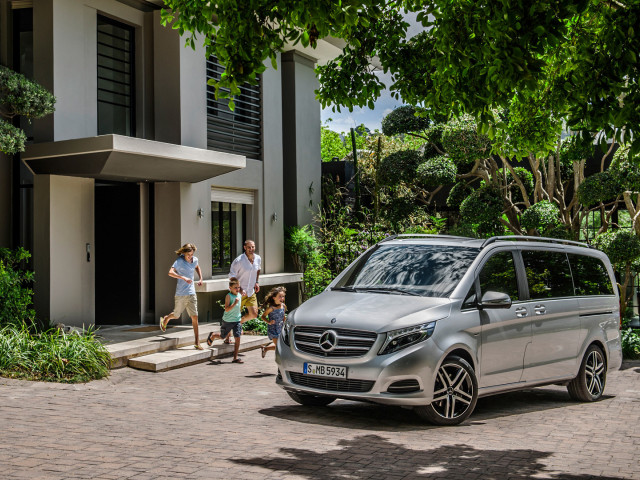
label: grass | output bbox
[0,323,111,383]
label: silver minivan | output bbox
[275,235,623,425]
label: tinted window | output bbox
[338,245,479,297]
[522,250,574,299]
[478,251,519,301]
[567,254,615,296]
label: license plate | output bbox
[303,362,347,379]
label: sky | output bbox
[320,12,423,134]
[320,70,401,134]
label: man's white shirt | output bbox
[229,253,261,296]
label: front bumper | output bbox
[275,334,443,406]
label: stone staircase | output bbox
[101,323,269,372]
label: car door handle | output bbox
[534,305,546,315]
[515,307,528,318]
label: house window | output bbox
[206,56,262,160]
[211,188,253,274]
[212,202,246,273]
[97,15,135,136]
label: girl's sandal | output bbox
[194,344,204,350]
[206,332,215,346]
[261,346,267,358]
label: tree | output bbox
[0,66,55,154]
[162,1,640,156]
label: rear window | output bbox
[567,254,615,296]
[336,244,479,297]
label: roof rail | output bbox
[379,234,474,243]
[379,235,398,243]
[481,235,592,249]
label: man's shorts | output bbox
[220,320,242,338]
[241,293,258,309]
[172,294,198,317]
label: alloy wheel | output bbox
[431,361,475,419]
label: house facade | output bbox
[0,0,340,327]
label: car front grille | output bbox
[293,326,378,357]
[289,372,374,393]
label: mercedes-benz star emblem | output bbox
[319,330,338,352]
[330,318,337,324]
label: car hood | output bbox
[290,290,452,333]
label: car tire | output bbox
[287,391,335,406]
[567,344,606,402]
[415,356,478,426]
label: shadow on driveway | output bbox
[258,386,614,431]
[233,435,623,480]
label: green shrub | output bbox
[378,149,423,187]
[0,247,36,328]
[381,105,430,136]
[416,155,457,189]
[441,114,492,165]
[447,181,474,208]
[577,172,622,207]
[460,186,504,225]
[610,146,640,192]
[285,225,332,301]
[621,328,640,359]
[0,323,110,382]
[593,230,640,267]
[521,200,560,233]
[242,317,268,336]
[0,65,56,154]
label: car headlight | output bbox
[378,322,436,355]
[281,312,293,346]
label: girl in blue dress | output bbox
[260,286,286,358]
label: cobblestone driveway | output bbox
[1,352,639,480]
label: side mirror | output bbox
[478,291,512,310]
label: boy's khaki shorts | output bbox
[172,294,198,317]
[241,293,258,309]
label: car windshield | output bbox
[334,244,479,297]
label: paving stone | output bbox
[1,356,639,479]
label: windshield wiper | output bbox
[332,286,358,292]
[356,286,421,296]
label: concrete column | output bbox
[153,10,207,148]
[154,181,211,322]
[33,175,95,327]
[281,50,321,229]
[262,54,285,274]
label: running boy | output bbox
[207,277,245,363]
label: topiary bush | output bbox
[441,114,492,165]
[577,171,622,207]
[593,230,640,267]
[447,181,474,208]
[0,66,56,154]
[416,155,457,189]
[459,186,504,225]
[378,149,423,187]
[610,146,640,192]
[381,105,431,136]
[521,200,560,233]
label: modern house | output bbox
[0,0,341,327]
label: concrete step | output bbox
[104,323,228,368]
[127,335,270,372]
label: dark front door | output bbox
[95,182,140,325]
